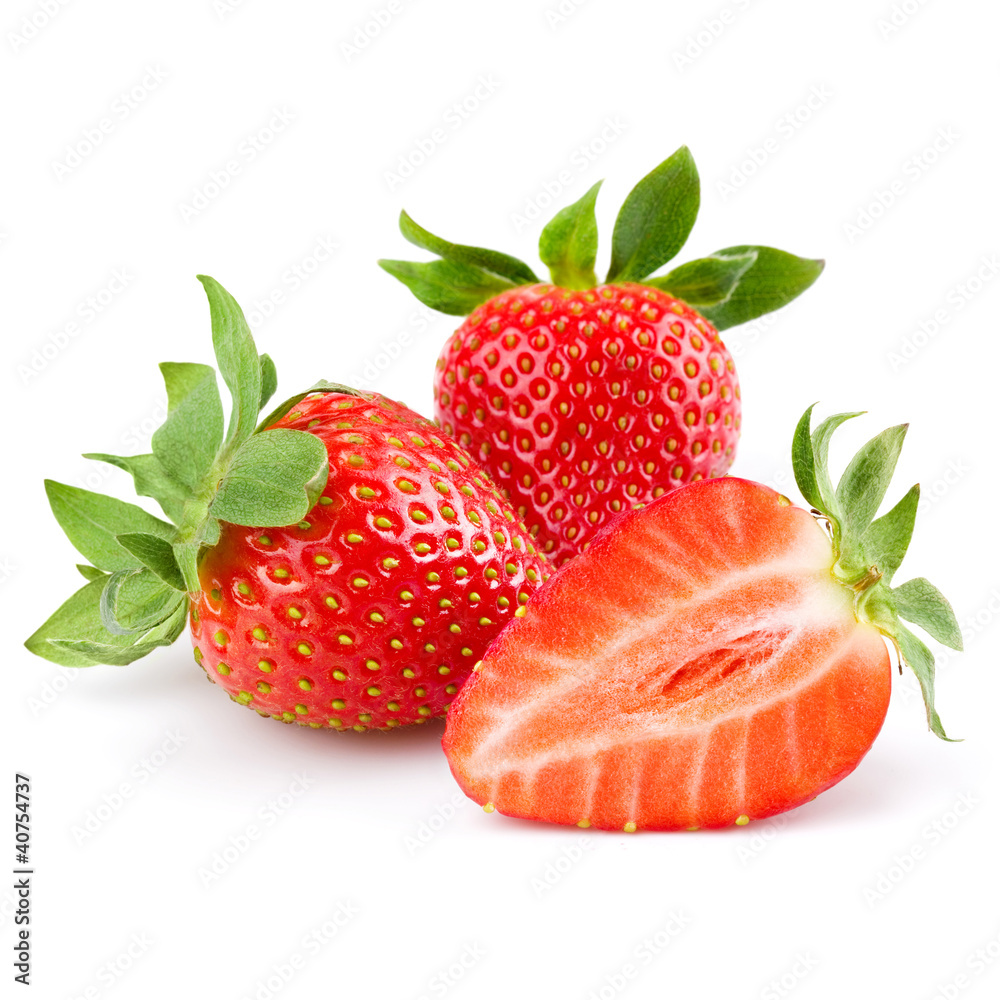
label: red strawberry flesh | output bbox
[443,477,890,830]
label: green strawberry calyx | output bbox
[25,276,345,669]
[378,146,825,331]
[792,405,963,741]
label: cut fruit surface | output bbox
[443,477,891,831]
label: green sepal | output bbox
[539,181,602,290]
[895,624,957,741]
[50,597,187,667]
[44,481,176,573]
[861,484,919,587]
[152,362,224,490]
[259,354,278,412]
[377,259,515,316]
[791,403,823,512]
[790,406,961,740]
[115,533,186,591]
[209,429,329,527]
[82,453,190,526]
[31,278,355,670]
[607,146,699,283]
[892,578,964,651]
[197,274,262,450]
[100,568,184,636]
[647,250,757,307]
[698,247,824,331]
[25,578,184,667]
[811,411,865,518]
[835,423,908,542]
[398,211,538,285]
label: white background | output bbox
[4,1,1000,998]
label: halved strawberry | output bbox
[443,407,962,831]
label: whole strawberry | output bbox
[381,147,824,564]
[26,277,546,731]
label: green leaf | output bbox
[116,533,186,591]
[539,181,602,290]
[197,275,263,450]
[398,210,538,285]
[835,424,908,538]
[698,247,824,331]
[152,362,224,490]
[209,428,329,527]
[45,481,176,573]
[648,250,757,307]
[100,568,183,636]
[48,634,180,667]
[862,484,919,585]
[893,578,964,651]
[607,146,700,283]
[895,623,957,741]
[378,259,515,316]
[77,564,107,582]
[25,578,182,667]
[83,453,190,525]
[811,411,865,516]
[791,404,823,512]
[259,354,278,412]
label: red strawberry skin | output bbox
[443,477,890,831]
[434,282,741,565]
[190,391,547,731]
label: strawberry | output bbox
[380,147,824,564]
[443,407,962,831]
[26,277,546,731]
